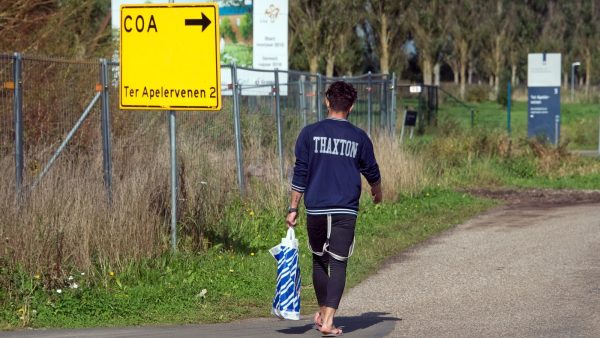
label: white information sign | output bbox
[527,53,561,144]
[250,0,288,95]
[527,53,561,87]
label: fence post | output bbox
[274,69,284,182]
[367,71,372,136]
[100,59,113,202]
[507,80,512,136]
[554,115,560,146]
[400,106,407,143]
[316,73,323,121]
[299,74,307,127]
[380,76,387,130]
[13,53,24,199]
[390,72,397,137]
[435,85,439,124]
[470,109,475,128]
[231,64,245,196]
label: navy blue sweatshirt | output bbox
[291,118,381,216]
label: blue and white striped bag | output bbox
[270,227,301,320]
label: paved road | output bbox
[340,203,600,337]
[4,203,600,337]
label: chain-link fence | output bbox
[395,84,439,134]
[0,55,15,182]
[0,54,407,208]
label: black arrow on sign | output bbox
[185,13,211,32]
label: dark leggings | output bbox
[307,214,356,309]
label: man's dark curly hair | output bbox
[325,81,357,113]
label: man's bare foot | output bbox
[313,311,322,330]
[319,325,343,337]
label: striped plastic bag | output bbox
[270,227,301,320]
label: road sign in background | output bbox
[527,53,561,144]
[120,3,221,110]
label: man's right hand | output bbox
[371,183,382,204]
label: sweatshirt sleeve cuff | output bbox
[368,178,381,187]
[291,183,305,193]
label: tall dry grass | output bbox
[370,133,427,200]
[1,123,426,279]
[1,148,165,280]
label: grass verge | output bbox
[1,189,494,329]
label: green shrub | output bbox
[220,18,237,43]
[240,13,252,41]
[496,69,511,107]
[502,157,537,178]
[466,85,490,103]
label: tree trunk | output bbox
[460,61,467,99]
[434,63,441,86]
[459,39,468,99]
[563,71,569,91]
[468,61,474,85]
[511,63,517,85]
[422,57,433,85]
[379,15,390,74]
[448,59,460,85]
[326,53,335,78]
[493,35,502,95]
[585,52,592,96]
[489,76,494,87]
[309,56,319,74]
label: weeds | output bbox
[1,102,598,328]
[0,124,429,322]
[1,190,494,328]
[413,128,600,189]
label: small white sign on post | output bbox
[409,85,422,94]
[527,53,561,87]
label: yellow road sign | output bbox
[120,3,221,110]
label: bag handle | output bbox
[286,227,296,241]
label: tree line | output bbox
[2,0,598,99]
[290,0,600,98]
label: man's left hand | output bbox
[286,211,298,228]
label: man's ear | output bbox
[325,98,330,109]
[349,104,354,113]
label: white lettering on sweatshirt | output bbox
[312,136,358,158]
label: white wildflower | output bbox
[68,276,74,281]
[200,181,208,185]
[196,288,207,299]
[56,289,62,294]
[70,283,79,289]
[80,272,85,276]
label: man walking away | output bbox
[286,81,382,337]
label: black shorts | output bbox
[306,214,357,261]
